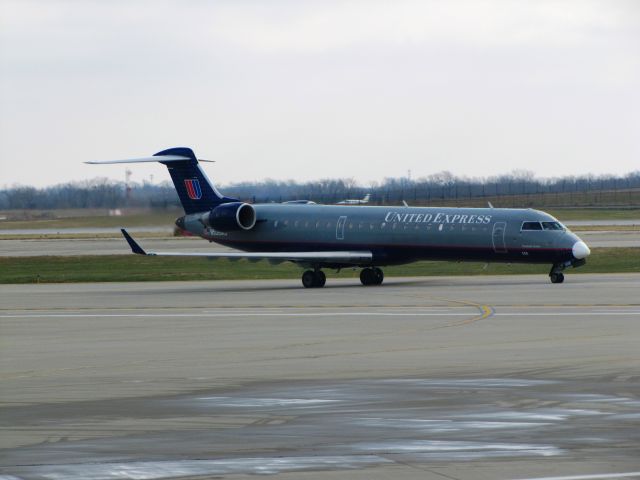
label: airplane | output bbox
[87,147,591,288]
[337,193,370,205]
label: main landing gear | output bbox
[302,270,326,288]
[301,267,385,288]
[360,267,384,286]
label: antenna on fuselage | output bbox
[402,200,409,208]
[487,201,494,208]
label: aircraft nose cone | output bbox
[572,241,591,259]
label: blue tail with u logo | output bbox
[87,147,238,214]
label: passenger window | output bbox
[542,221,563,231]
[522,221,542,231]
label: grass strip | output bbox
[545,208,640,220]
[1,248,638,284]
[0,232,174,240]
[0,212,180,230]
[569,225,640,232]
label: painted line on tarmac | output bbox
[402,295,495,330]
[2,310,640,319]
[0,304,464,312]
[512,471,640,480]
[0,312,476,318]
[494,312,640,316]
[1,303,638,313]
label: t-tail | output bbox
[86,147,237,214]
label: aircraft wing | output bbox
[121,229,372,265]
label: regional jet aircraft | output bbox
[88,147,591,288]
[337,193,370,205]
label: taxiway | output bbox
[1,274,639,479]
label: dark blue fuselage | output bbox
[179,204,584,268]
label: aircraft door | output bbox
[492,221,507,253]
[336,216,347,240]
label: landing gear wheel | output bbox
[302,270,326,288]
[314,270,326,288]
[360,268,374,286]
[302,270,316,288]
[550,272,565,284]
[360,268,383,286]
[372,267,384,285]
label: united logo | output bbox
[184,179,202,200]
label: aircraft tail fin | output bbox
[87,147,238,214]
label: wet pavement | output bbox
[2,377,640,479]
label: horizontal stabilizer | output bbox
[86,156,214,165]
[87,156,192,165]
[87,146,214,164]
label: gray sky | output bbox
[1,0,638,188]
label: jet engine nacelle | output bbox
[201,202,256,232]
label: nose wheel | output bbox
[549,263,568,284]
[549,272,564,284]
[302,270,326,288]
[360,267,384,286]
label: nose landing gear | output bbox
[549,263,568,284]
[549,272,565,284]
[302,269,326,288]
[360,267,384,286]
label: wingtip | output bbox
[121,228,146,255]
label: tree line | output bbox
[2,170,639,210]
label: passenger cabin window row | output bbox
[521,221,564,231]
[271,220,490,232]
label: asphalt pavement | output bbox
[1,274,639,479]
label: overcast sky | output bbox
[1,0,638,188]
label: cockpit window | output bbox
[521,221,542,231]
[542,221,564,231]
